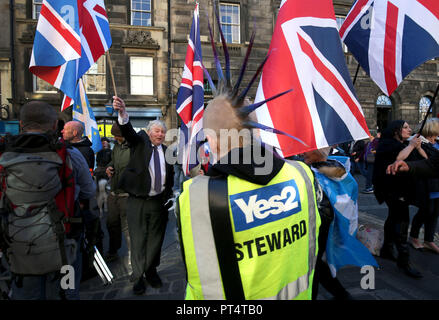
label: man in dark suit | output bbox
[113,96,174,295]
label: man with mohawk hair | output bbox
[177,88,321,300]
[175,2,320,300]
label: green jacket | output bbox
[107,141,130,194]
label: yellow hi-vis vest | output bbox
[178,160,321,300]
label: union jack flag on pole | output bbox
[30,0,112,104]
[254,0,370,158]
[29,0,112,152]
[176,3,204,176]
[340,0,439,97]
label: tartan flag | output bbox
[175,3,204,176]
[340,0,439,96]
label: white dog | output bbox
[96,178,109,217]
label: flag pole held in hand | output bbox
[106,51,117,97]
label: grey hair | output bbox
[146,119,167,132]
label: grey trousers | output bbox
[107,194,131,254]
[126,196,168,281]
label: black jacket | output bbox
[96,148,112,167]
[206,143,285,185]
[408,145,439,178]
[373,138,421,204]
[118,121,174,200]
[69,137,95,170]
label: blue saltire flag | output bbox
[313,155,378,276]
[73,78,102,153]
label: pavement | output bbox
[78,174,439,301]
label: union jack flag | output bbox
[254,0,370,158]
[340,0,439,97]
[176,3,204,176]
[29,0,112,105]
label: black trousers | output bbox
[410,198,439,243]
[312,208,348,300]
[126,196,168,281]
[384,198,410,261]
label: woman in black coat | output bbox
[372,120,426,278]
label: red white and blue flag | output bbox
[176,3,204,176]
[29,0,112,152]
[30,0,112,104]
[254,0,370,158]
[340,0,439,97]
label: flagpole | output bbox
[352,63,361,85]
[106,51,118,97]
[418,83,439,135]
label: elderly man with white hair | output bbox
[112,96,174,295]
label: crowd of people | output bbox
[344,119,439,278]
[0,96,438,300]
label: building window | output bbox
[131,0,152,26]
[203,79,214,96]
[376,94,392,132]
[219,3,240,44]
[335,16,348,53]
[376,94,392,106]
[83,56,106,94]
[33,76,57,93]
[419,96,432,121]
[33,0,43,20]
[130,57,153,95]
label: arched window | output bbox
[419,96,432,122]
[376,95,392,106]
[376,94,392,132]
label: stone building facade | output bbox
[4,0,439,140]
[0,0,12,119]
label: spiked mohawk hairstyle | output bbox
[200,1,307,148]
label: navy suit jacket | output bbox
[118,121,174,201]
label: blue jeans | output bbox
[64,236,83,300]
[364,162,374,189]
[173,164,184,193]
[350,160,366,177]
[11,272,61,300]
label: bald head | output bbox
[62,121,85,142]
